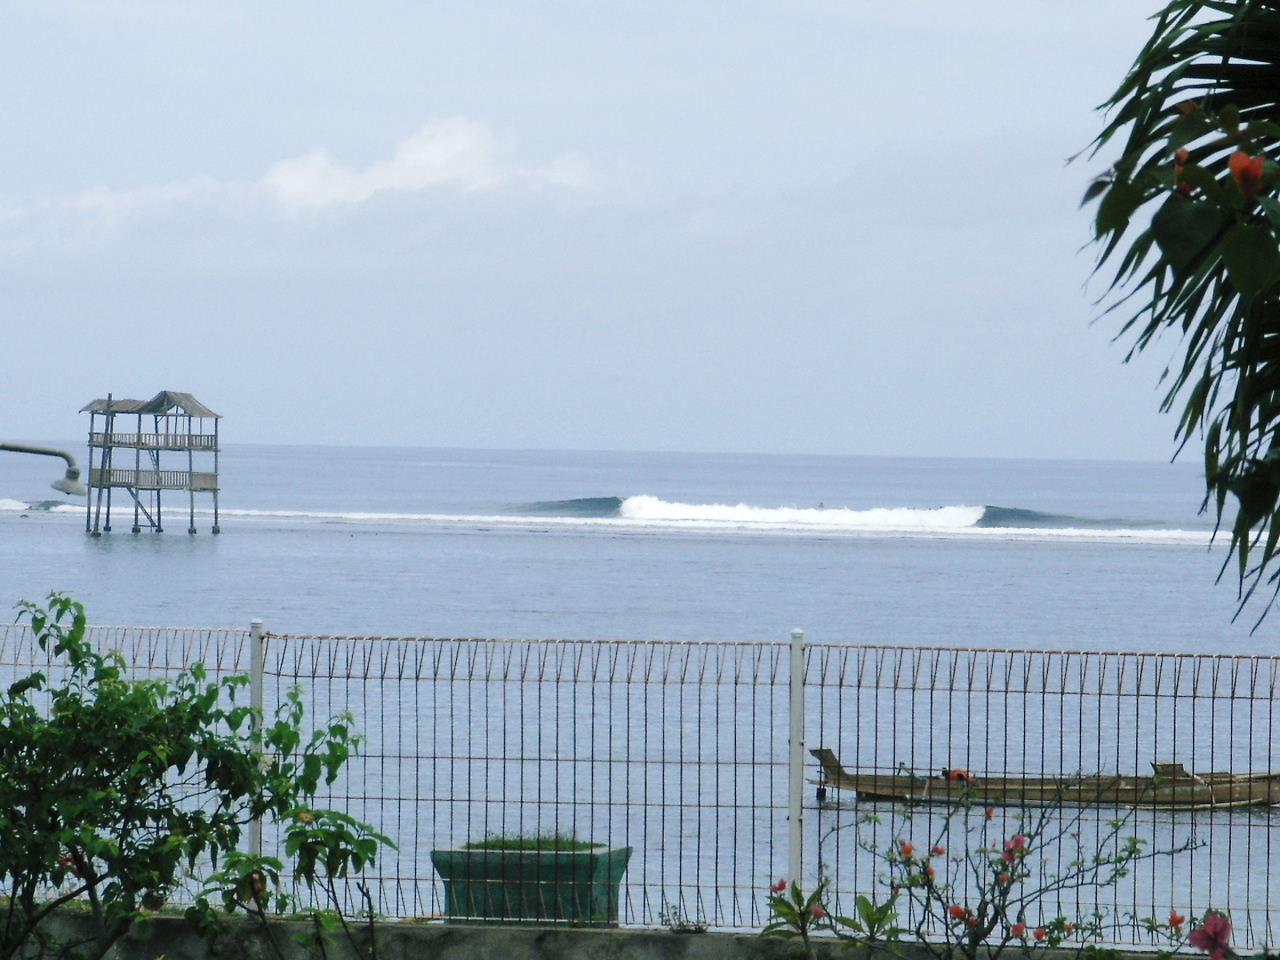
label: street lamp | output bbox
[0,442,89,497]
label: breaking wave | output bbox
[0,498,80,514]
[521,497,624,517]
[0,493,1211,543]
[509,497,1208,543]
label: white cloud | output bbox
[0,118,594,263]
[263,118,590,211]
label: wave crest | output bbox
[620,495,985,531]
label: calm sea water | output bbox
[0,444,1261,650]
[3,445,1277,937]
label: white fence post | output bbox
[248,618,265,859]
[788,627,805,886]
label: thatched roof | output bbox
[80,397,145,414]
[80,391,221,418]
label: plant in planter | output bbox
[430,832,632,926]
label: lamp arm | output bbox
[0,442,80,474]
[1,442,88,496]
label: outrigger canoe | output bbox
[810,748,1280,810]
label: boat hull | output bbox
[809,748,1280,810]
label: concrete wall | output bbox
[47,912,921,960]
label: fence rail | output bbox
[0,623,1276,946]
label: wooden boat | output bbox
[809,748,1280,810]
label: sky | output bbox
[1,1,1183,461]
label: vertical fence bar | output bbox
[248,618,265,858]
[789,628,805,885]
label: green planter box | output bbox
[430,845,633,926]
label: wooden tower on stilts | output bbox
[81,391,221,536]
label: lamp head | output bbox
[51,467,87,497]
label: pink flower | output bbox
[1188,912,1233,960]
[770,878,786,894]
[810,904,826,919]
[1011,922,1027,938]
[1034,927,1047,942]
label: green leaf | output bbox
[1150,195,1228,275]
[1220,221,1280,301]
[1096,180,1147,236]
[1081,176,1111,207]
[1259,195,1280,232]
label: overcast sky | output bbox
[2,1,1181,461]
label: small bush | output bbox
[462,832,601,852]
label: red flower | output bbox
[949,904,967,921]
[1188,912,1233,960]
[899,841,915,857]
[810,904,826,919]
[1170,912,1186,929]
[932,845,946,856]
[1174,149,1194,195]
[1064,923,1075,935]
[770,878,787,894]
[985,806,995,819]
[1034,927,1047,942]
[1002,835,1028,862]
[890,884,901,895]
[1012,922,1027,938]
[998,872,1010,885]
[1229,151,1265,196]
[925,865,936,877]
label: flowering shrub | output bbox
[1085,0,1280,615]
[831,782,1198,960]
[1,593,393,960]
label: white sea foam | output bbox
[619,495,985,530]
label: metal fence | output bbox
[806,645,1280,948]
[0,622,1277,946]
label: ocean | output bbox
[2,444,1277,937]
[0,444,1261,650]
